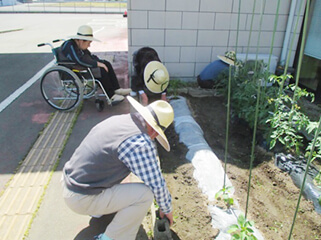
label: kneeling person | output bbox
[62,96,174,240]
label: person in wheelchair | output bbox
[61,25,131,104]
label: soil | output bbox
[157,94,321,240]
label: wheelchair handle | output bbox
[52,39,65,43]
[37,39,65,49]
[37,42,54,49]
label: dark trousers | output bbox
[96,60,120,98]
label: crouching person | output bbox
[62,96,174,240]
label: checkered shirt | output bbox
[118,133,172,214]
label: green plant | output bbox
[228,214,258,240]
[269,221,283,233]
[217,59,278,136]
[267,78,313,155]
[215,185,234,209]
[167,79,188,97]
[306,122,321,158]
[314,172,321,187]
[267,103,309,154]
[305,121,321,187]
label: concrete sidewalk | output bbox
[0,68,219,240]
[24,97,152,240]
[0,107,80,240]
[0,13,149,240]
[0,51,146,240]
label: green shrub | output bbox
[217,59,278,136]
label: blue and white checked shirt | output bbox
[118,133,172,214]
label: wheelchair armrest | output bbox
[58,62,88,72]
[58,61,76,66]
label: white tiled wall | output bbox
[128,0,304,81]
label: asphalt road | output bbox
[0,13,128,191]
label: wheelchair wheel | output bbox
[40,66,83,111]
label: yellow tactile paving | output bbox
[1,214,30,240]
[0,109,78,240]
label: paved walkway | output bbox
[0,109,79,240]
[0,86,218,240]
[0,52,134,240]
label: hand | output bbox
[97,62,108,72]
[140,92,148,106]
[159,209,174,226]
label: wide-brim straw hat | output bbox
[144,61,170,93]
[69,25,100,42]
[218,51,236,66]
[127,96,174,151]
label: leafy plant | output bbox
[228,214,258,240]
[267,78,313,155]
[315,172,321,187]
[267,101,309,154]
[215,185,234,209]
[305,121,321,187]
[217,59,278,136]
[167,79,188,97]
[305,122,321,161]
[218,59,321,185]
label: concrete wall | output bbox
[127,0,305,81]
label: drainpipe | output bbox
[280,0,299,66]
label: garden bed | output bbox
[156,94,321,239]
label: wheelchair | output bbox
[37,39,112,112]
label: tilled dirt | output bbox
[156,94,321,240]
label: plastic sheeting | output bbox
[275,153,321,214]
[170,96,264,239]
[171,97,233,200]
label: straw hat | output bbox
[127,96,174,151]
[218,51,236,66]
[144,61,169,93]
[69,25,100,42]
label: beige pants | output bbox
[62,182,153,240]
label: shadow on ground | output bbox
[74,213,180,240]
[74,214,149,240]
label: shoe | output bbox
[90,214,103,218]
[111,94,124,104]
[94,233,112,240]
[114,88,132,96]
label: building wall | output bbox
[127,0,305,81]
